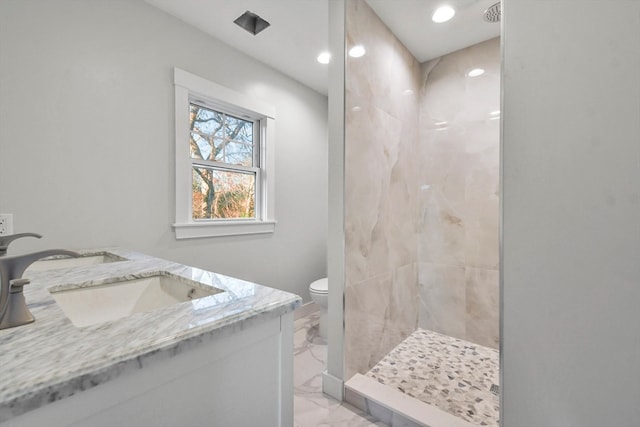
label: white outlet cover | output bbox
[0,213,14,235]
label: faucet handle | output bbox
[0,233,43,256]
[10,278,30,289]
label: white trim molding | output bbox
[173,220,277,239]
[322,370,344,401]
[173,68,276,239]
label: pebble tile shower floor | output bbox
[366,329,500,425]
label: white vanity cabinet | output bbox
[4,312,294,427]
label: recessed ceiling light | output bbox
[348,45,366,58]
[317,51,331,64]
[432,6,455,23]
[468,68,485,77]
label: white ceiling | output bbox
[144,0,500,96]
[366,0,500,62]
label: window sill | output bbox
[173,220,276,239]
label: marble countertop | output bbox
[0,248,301,422]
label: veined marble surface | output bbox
[344,0,421,380]
[294,311,386,427]
[417,37,500,349]
[0,248,301,422]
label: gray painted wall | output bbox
[0,0,328,300]
[502,1,640,425]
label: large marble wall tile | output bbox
[345,263,419,380]
[346,0,421,121]
[460,40,501,124]
[420,57,467,124]
[384,263,419,344]
[345,100,402,283]
[344,273,390,378]
[345,98,418,281]
[418,37,500,349]
[417,124,469,206]
[465,267,499,349]
[344,0,421,378]
[465,124,500,270]
[418,183,466,266]
[418,262,466,340]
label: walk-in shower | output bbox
[341,1,501,425]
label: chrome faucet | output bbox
[0,249,80,330]
[0,233,42,256]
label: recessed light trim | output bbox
[317,51,331,64]
[432,6,455,23]
[468,68,485,77]
[348,45,366,58]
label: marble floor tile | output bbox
[294,312,387,427]
[366,329,499,426]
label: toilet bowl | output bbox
[309,278,328,340]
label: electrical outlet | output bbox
[0,214,14,236]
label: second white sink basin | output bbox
[49,273,223,327]
[26,252,126,273]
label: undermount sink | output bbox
[25,252,126,273]
[49,273,223,327]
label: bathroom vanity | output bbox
[0,248,301,426]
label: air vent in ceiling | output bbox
[234,10,270,36]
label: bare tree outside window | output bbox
[189,103,257,220]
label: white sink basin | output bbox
[26,252,126,273]
[49,273,223,327]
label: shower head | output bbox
[483,2,501,23]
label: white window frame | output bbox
[173,68,276,239]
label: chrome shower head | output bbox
[483,2,501,23]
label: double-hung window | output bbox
[173,68,276,239]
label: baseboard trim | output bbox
[322,370,344,401]
[294,301,319,320]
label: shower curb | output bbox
[345,374,489,427]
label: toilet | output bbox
[308,277,328,340]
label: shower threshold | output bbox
[345,329,499,427]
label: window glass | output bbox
[192,166,256,220]
[189,104,255,166]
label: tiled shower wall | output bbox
[344,0,500,380]
[344,0,421,379]
[417,38,500,349]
